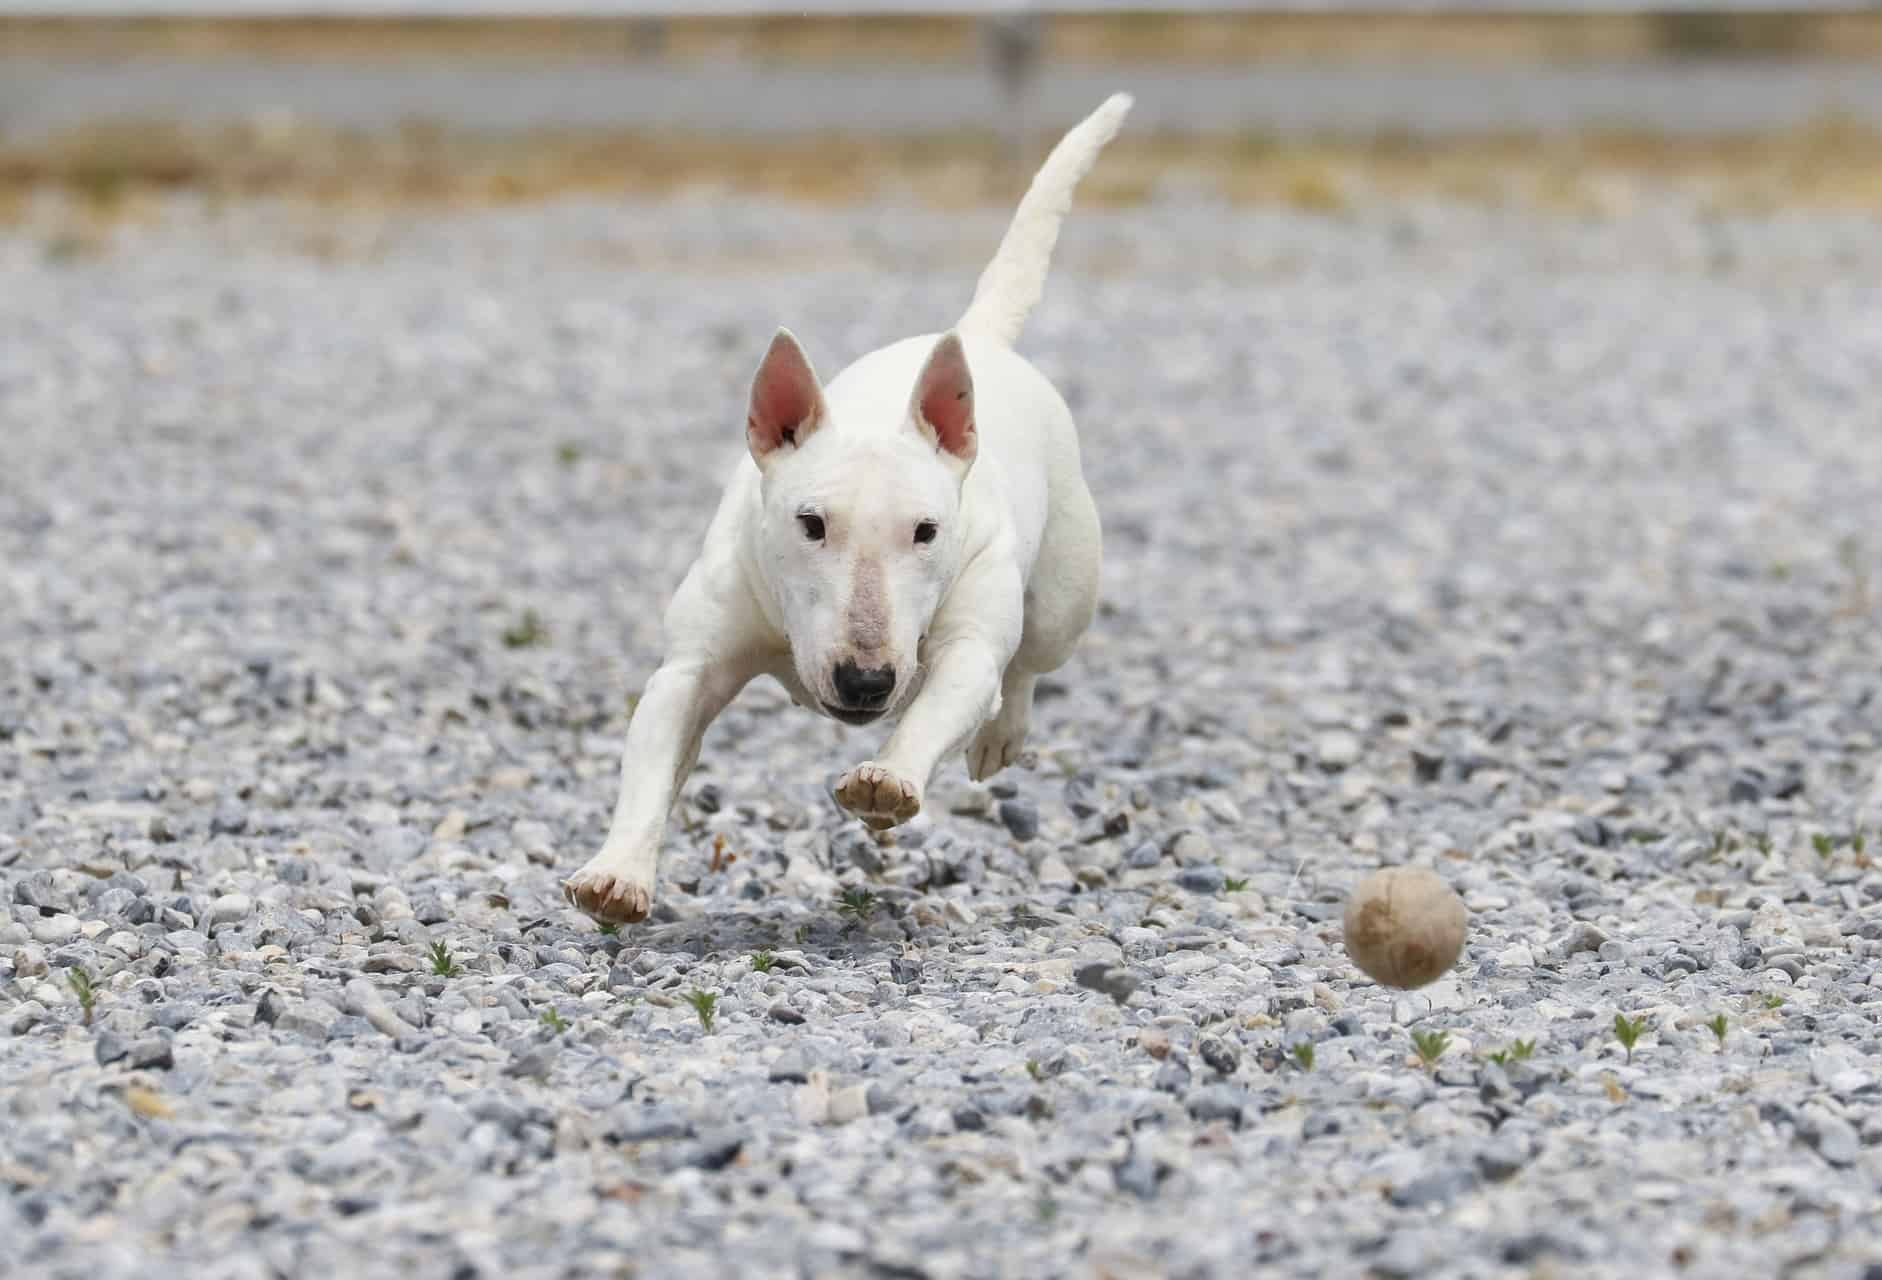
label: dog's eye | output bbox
[913,521,939,546]
[798,513,826,542]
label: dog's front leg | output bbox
[835,637,1007,831]
[564,657,750,924]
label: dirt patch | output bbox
[8,116,1882,223]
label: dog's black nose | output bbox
[833,660,895,708]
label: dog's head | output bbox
[743,328,978,726]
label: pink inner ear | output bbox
[749,336,822,456]
[915,336,975,460]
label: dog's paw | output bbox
[834,762,922,830]
[966,714,1029,782]
[563,865,654,925]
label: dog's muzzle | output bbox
[828,660,895,724]
[823,702,886,727]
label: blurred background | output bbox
[7,2,1882,231]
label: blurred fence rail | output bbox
[6,7,1882,147]
[0,1,1875,13]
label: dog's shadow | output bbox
[568,901,912,970]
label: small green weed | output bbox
[1410,1029,1450,1068]
[67,967,97,1026]
[1764,992,1786,1009]
[1026,1059,1044,1081]
[1707,1014,1728,1046]
[426,942,462,978]
[1222,876,1250,894]
[750,949,777,973]
[502,609,548,649]
[539,1008,569,1034]
[555,441,582,466]
[1613,1013,1647,1064]
[1291,1041,1315,1072]
[837,887,879,925]
[1488,1038,1536,1066]
[1812,832,1835,860]
[687,989,718,1034]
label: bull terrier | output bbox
[565,93,1132,923]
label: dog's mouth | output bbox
[823,702,886,727]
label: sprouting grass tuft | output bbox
[426,941,462,977]
[1026,1058,1044,1081]
[687,989,718,1034]
[502,608,548,649]
[1613,1013,1647,1064]
[1291,1041,1315,1072]
[555,441,582,466]
[1221,876,1250,894]
[67,967,97,1026]
[836,887,879,925]
[1488,1038,1535,1066]
[750,949,777,973]
[1707,1014,1728,1046]
[1764,992,1786,1009]
[1410,1029,1450,1068]
[539,1007,569,1034]
[1755,831,1774,856]
[1811,832,1835,861]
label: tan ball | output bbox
[1343,866,1467,989]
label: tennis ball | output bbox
[1343,866,1467,989]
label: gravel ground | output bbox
[3,191,1882,1279]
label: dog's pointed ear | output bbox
[909,331,976,467]
[747,328,827,467]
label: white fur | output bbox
[961,92,1134,346]
[565,94,1130,925]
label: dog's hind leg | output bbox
[966,472,1100,781]
[966,665,1035,781]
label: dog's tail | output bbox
[958,92,1133,347]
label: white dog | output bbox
[565,93,1132,924]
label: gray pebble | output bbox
[998,799,1040,842]
[1185,1084,1247,1128]
[94,1031,130,1066]
[1176,864,1225,895]
[1197,1034,1239,1076]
